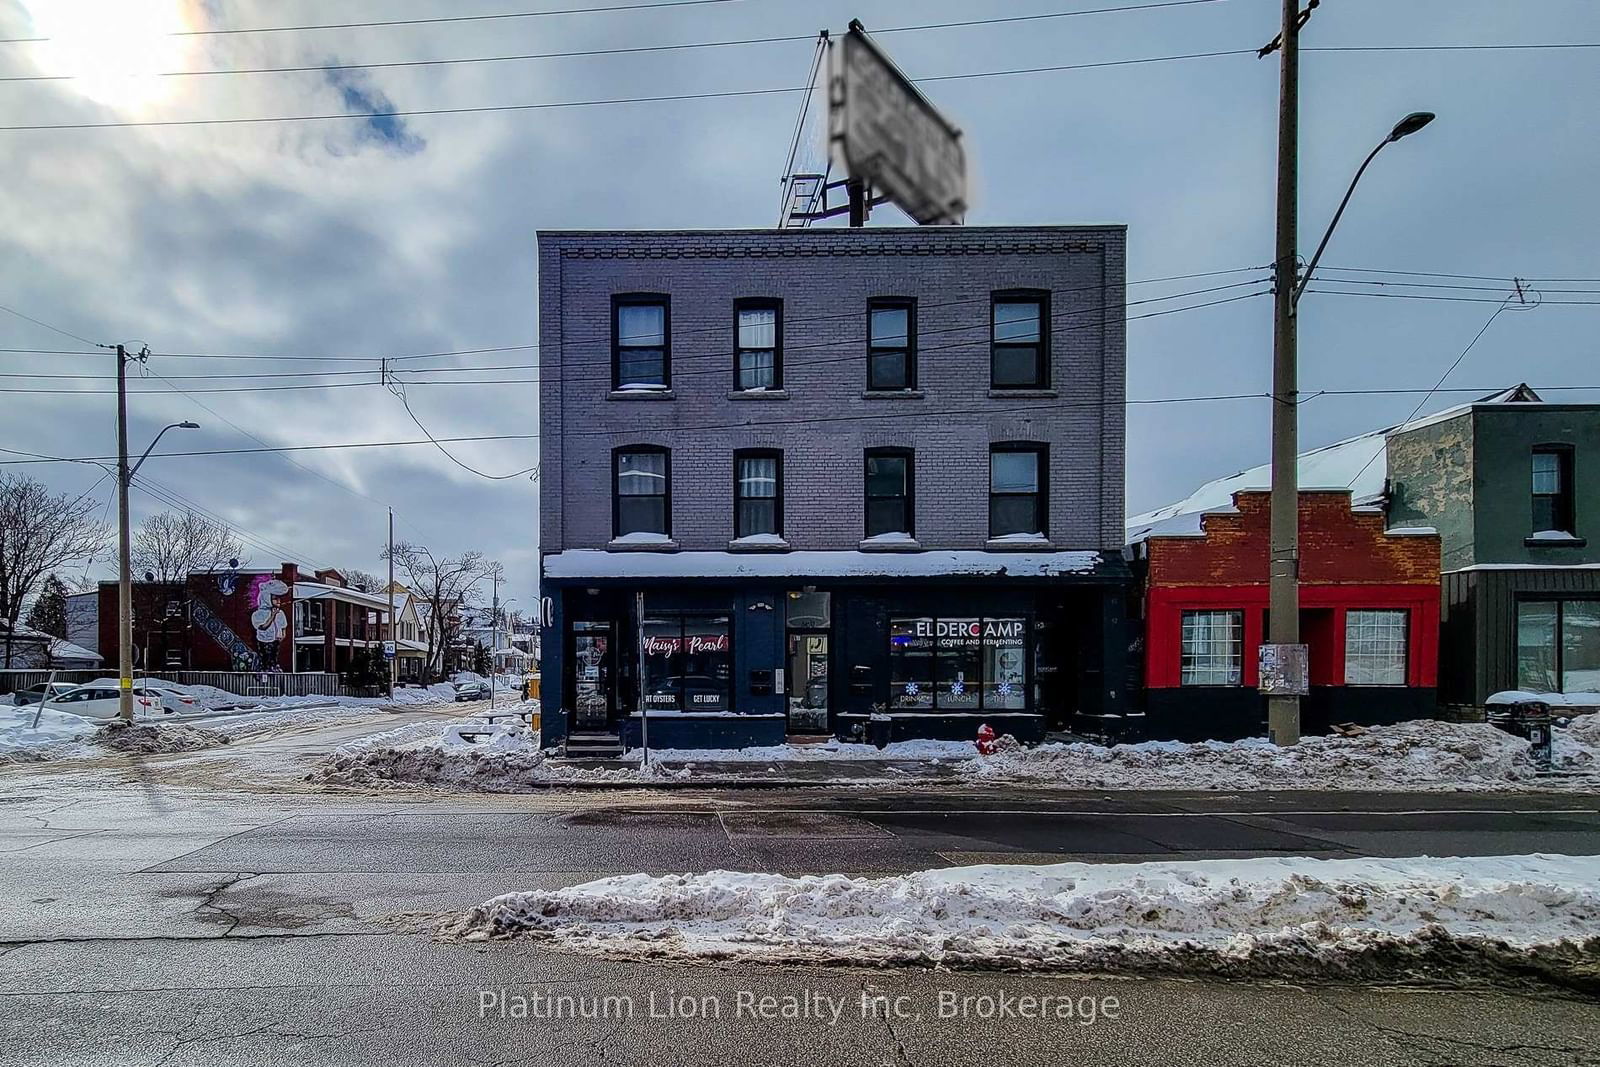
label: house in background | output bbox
[90,563,389,676]
[1384,385,1599,706]
[0,622,103,670]
[1128,490,1440,741]
[539,225,1131,752]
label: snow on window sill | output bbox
[726,388,789,401]
[1525,531,1586,547]
[861,389,925,400]
[727,534,790,552]
[608,387,675,400]
[987,387,1057,398]
[986,534,1053,551]
[859,533,921,552]
[606,534,679,552]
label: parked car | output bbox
[10,682,79,707]
[454,679,491,701]
[43,682,196,721]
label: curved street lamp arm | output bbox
[1293,138,1388,307]
[129,421,199,479]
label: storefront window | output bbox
[1564,602,1600,694]
[889,618,934,709]
[891,617,1027,711]
[1516,601,1560,692]
[982,618,1027,709]
[642,614,731,711]
[1344,609,1408,686]
[786,591,830,630]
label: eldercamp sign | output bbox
[829,21,968,226]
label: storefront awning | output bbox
[543,549,1126,583]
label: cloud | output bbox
[322,68,425,156]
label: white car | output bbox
[44,683,197,721]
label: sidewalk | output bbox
[548,756,968,787]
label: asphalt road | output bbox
[1,708,1597,1066]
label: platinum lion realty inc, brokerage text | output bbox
[476,987,1122,1026]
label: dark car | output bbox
[10,682,78,707]
[454,679,491,701]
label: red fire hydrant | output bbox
[976,723,997,756]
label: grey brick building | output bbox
[538,226,1130,751]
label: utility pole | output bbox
[489,567,500,708]
[115,344,135,725]
[387,507,395,701]
[1266,0,1303,745]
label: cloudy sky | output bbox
[1,0,1596,603]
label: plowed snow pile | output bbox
[309,707,687,789]
[93,722,230,754]
[445,854,1600,987]
[963,719,1597,791]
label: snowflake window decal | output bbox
[903,681,920,697]
[996,682,1015,697]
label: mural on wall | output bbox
[250,576,290,670]
[215,558,243,597]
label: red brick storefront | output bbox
[1133,490,1441,741]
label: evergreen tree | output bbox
[25,573,69,638]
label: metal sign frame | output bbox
[828,22,968,226]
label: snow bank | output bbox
[308,702,683,790]
[445,854,1600,987]
[0,706,98,763]
[962,720,1597,792]
[92,722,231,755]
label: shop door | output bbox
[571,622,614,731]
[786,631,830,732]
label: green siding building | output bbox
[1385,386,1599,705]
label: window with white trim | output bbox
[1344,609,1408,686]
[1180,610,1242,686]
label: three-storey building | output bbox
[537,226,1130,751]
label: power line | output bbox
[1306,288,1600,305]
[0,284,1272,395]
[0,0,766,44]
[0,2,1232,83]
[0,269,1266,381]
[0,302,102,346]
[12,379,1600,466]
[1321,265,1600,284]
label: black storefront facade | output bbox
[539,551,1130,752]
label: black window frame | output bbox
[611,293,671,391]
[733,297,783,391]
[1515,596,1600,694]
[1531,444,1576,535]
[867,297,917,391]
[733,448,784,539]
[863,447,915,539]
[612,445,672,539]
[990,289,1050,390]
[989,442,1049,538]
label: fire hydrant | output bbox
[976,723,997,755]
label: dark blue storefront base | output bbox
[835,712,1046,745]
[1140,686,1439,743]
[620,713,787,751]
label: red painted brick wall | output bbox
[1143,491,1441,689]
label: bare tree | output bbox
[342,569,384,593]
[0,473,110,667]
[381,542,496,681]
[131,508,248,583]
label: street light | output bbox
[1265,108,1435,747]
[1295,113,1436,305]
[116,418,200,724]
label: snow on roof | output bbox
[1126,385,1543,544]
[293,582,394,611]
[0,623,102,664]
[544,549,1108,581]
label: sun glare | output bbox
[22,0,196,111]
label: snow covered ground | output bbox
[309,703,689,789]
[445,853,1600,985]
[311,715,1600,793]
[631,718,1600,792]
